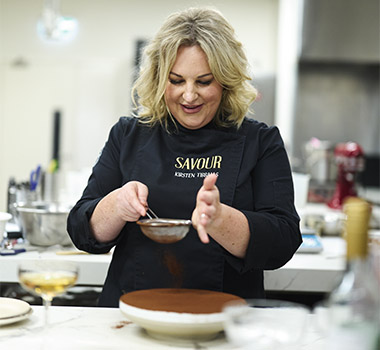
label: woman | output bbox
[67,7,302,307]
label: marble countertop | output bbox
[0,305,326,350]
[264,236,345,292]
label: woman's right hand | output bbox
[115,181,149,222]
[89,181,149,243]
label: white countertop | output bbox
[0,305,326,350]
[264,236,345,292]
[3,202,365,293]
[0,247,111,285]
[0,237,347,293]
[0,237,345,293]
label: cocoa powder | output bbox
[120,288,245,314]
[112,320,132,329]
[162,250,183,288]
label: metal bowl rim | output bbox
[137,218,192,227]
[15,202,72,214]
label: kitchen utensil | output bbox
[137,208,192,244]
[145,207,158,220]
[304,138,336,184]
[328,142,365,209]
[51,109,61,172]
[30,165,41,191]
[16,202,73,246]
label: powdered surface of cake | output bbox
[120,288,244,314]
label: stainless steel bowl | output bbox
[137,218,192,244]
[16,202,73,246]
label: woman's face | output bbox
[164,45,223,130]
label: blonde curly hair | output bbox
[131,7,257,130]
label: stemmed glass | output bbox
[18,260,79,327]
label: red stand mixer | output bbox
[328,142,365,209]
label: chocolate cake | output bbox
[120,288,245,314]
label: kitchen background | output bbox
[0,0,379,212]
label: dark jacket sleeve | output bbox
[67,118,127,254]
[225,122,302,273]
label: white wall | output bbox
[0,0,279,211]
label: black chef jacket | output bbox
[67,116,301,307]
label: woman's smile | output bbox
[181,103,203,114]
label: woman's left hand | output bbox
[192,173,221,243]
